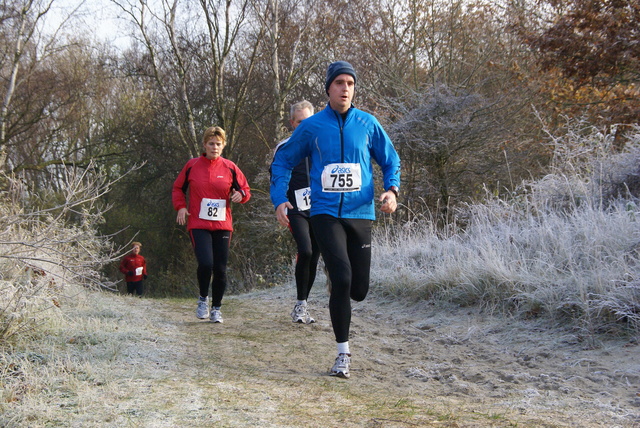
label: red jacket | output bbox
[172,155,251,231]
[119,253,147,282]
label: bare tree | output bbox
[111,0,268,158]
[111,0,200,157]
[0,0,120,193]
[253,0,326,143]
[198,0,267,155]
[0,0,74,171]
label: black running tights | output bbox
[190,229,231,307]
[310,215,372,343]
[288,214,321,301]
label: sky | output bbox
[43,0,134,50]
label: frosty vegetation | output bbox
[0,162,134,342]
[372,124,640,337]
[0,124,638,426]
[1,124,638,352]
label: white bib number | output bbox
[294,187,311,211]
[321,163,362,192]
[199,198,226,221]
[135,267,143,276]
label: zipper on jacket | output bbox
[332,109,346,217]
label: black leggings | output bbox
[127,281,144,296]
[288,214,321,301]
[310,215,372,343]
[190,229,231,307]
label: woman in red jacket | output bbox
[172,126,251,323]
[119,241,147,296]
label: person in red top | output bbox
[119,241,147,296]
[172,126,251,323]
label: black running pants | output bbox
[310,215,372,343]
[126,280,144,296]
[288,213,321,301]
[190,229,231,307]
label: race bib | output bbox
[199,198,226,221]
[135,267,143,276]
[294,187,311,211]
[321,163,362,192]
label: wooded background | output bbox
[1,0,638,296]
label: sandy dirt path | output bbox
[88,282,640,427]
[3,282,639,427]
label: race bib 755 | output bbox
[321,163,362,192]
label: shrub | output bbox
[0,163,124,343]
[372,125,640,335]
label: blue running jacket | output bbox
[270,104,401,220]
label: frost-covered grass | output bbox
[0,165,120,343]
[0,165,134,424]
[372,125,640,336]
[0,286,164,427]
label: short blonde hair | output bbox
[132,241,142,248]
[202,126,226,145]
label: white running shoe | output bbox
[330,353,351,379]
[210,309,223,323]
[196,298,209,319]
[291,303,315,324]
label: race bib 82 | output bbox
[199,198,227,221]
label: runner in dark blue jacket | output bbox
[271,61,401,379]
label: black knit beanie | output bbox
[325,61,357,94]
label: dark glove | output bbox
[143,275,148,280]
[127,271,134,276]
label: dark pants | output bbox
[288,214,321,301]
[190,229,231,307]
[310,215,372,343]
[127,280,144,296]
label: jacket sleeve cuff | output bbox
[272,196,288,210]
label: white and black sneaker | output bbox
[210,309,223,323]
[330,353,351,379]
[196,298,209,319]
[291,303,315,324]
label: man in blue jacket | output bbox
[271,61,401,378]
